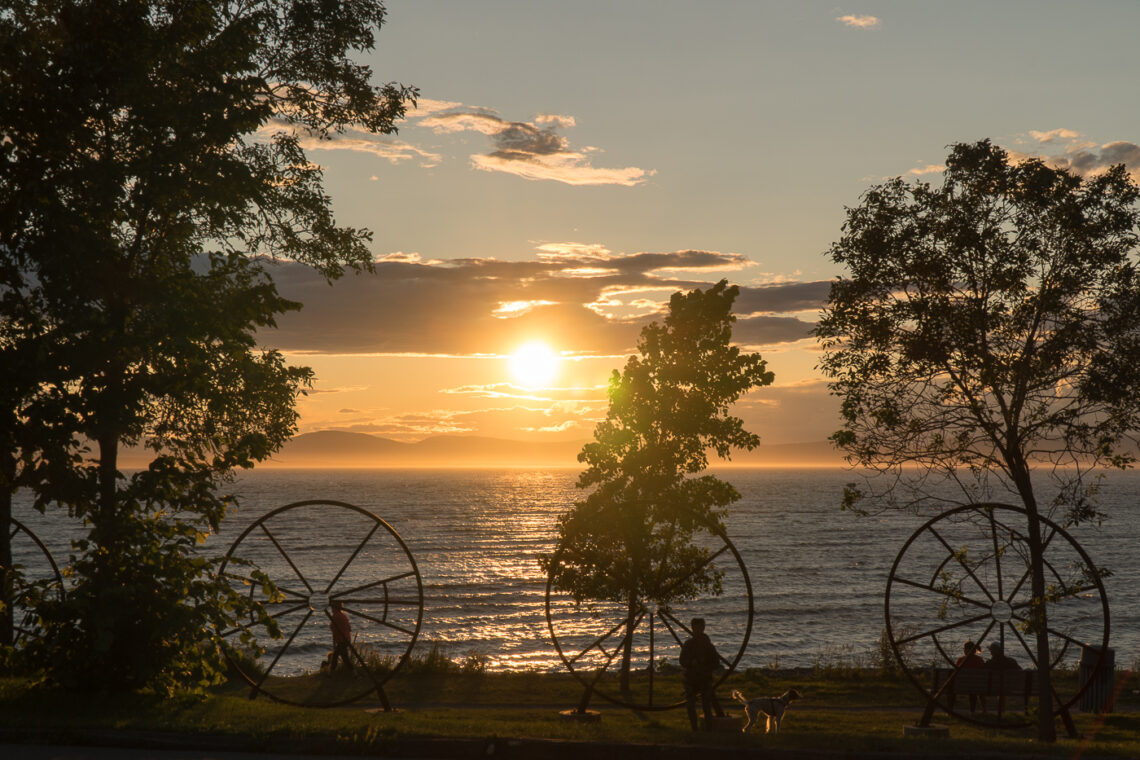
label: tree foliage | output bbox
[817,139,1140,741]
[818,140,1140,508]
[1,0,414,691]
[543,281,772,686]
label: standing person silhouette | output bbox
[329,599,353,672]
[680,617,723,731]
[954,640,987,713]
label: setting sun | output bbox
[509,341,560,387]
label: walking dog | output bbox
[731,688,802,734]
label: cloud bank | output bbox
[1017,129,1140,183]
[261,246,826,356]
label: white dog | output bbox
[731,688,802,734]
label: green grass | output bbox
[3,667,1138,757]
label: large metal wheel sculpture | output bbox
[218,500,423,708]
[3,519,65,648]
[885,503,1109,728]
[545,522,753,712]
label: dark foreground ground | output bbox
[3,668,1138,760]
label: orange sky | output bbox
[255,2,1140,447]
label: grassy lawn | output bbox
[2,667,1138,757]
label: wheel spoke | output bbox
[660,544,730,598]
[331,570,417,599]
[342,606,415,636]
[1007,612,1090,655]
[266,601,311,621]
[335,597,419,606]
[251,609,313,693]
[657,611,686,648]
[325,522,380,593]
[582,611,645,692]
[971,618,999,650]
[258,524,313,593]
[895,611,993,646]
[926,526,995,603]
[1004,526,1058,601]
[648,611,656,707]
[1004,622,1038,669]
[891,575,991,610]
[987,508,1004,599]
[341,632,392,696]
[568,615,636,666]
[222,572,307,601]
[1044,626,1092,652]
[658,609,735,670]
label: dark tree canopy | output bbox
[0,0,413,691]
[544,280,772,687]
[819,140,1140,510]
[817,139,1140,741]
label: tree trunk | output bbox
[619,591,636,693]
[1010,462,1057,743]
[0,461,13,648]
[97,433,119,527]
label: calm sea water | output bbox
[9,468,1139,678]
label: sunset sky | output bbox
[261,1,1140,448]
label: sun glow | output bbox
[508,341,560,387]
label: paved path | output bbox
[1,747,374,760]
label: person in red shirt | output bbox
[329,600,353,672]
[954,640,986,713]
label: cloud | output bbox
[1047,141,1140,181]
[1029,128,1081,144]
[836,14,880,29]
[734,281,831,315]
[315,404,601,441]
[258,96,651,186]
[733,315,817,346]
[441,383,608,402]
[259,245,822,356]
[259,120,442,167]
[907,164,944,176]
[306,385,368,395]
[417,108,654,186]
[1012,130,1140,183]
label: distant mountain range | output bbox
[262,430,844,468]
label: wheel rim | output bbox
[545,521,753,711]
[3,519,65,648]
[217,500,423,707]
[885,503,1110,727]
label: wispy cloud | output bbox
[260,245,826,356]
[261,96,654,187]
[907,164,944,176]
[419,107,654,186]
[312,404,602,441]
[259,120,442,167]
[441,383,608,402]
[836,14,880,29]
[1028,128,1082,144]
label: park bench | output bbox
[918,666,1075,735]
[931,667,1036,715]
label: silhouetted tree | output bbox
[0,0,414,691]
[543,280,773,691]
[817,139,1140,742]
